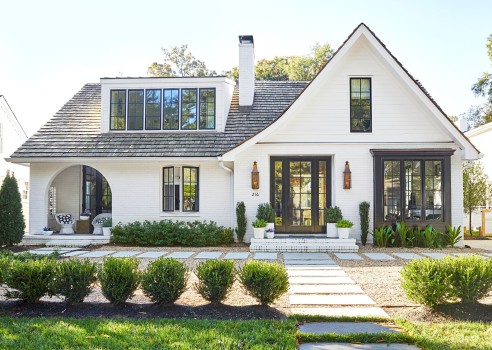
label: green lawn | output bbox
[0,316,491,350]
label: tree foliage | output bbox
[228,42,333,81]
[472,34,492,103]
[463,161,492,231]
[148,45,217,77]
[0,172,25,247]
[459,104,492,129]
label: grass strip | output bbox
[0,317,297,350]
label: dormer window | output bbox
[350,78,372,132]
[110,88,215,131]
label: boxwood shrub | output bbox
[238,261,289,305]
[142,258,188,304]
[401,254,492,308]
[111,220,234,246]
[194,259,235,303]
[54,259,98,304]
[99,257,141,305]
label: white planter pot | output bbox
[337,227,351,239]
[43,230,53,236]
[80,216,90,221]
[265,223,275,239]
[326,223,338,238]
[253,227,265,239]
[102,227,112,236]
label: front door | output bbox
[271,157,331,233]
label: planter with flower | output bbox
[256,203,275,238]
[80,209,91,220]
[325,206,343,238]
[252,219,267,239]
[336,219,353,239]
[102,218,113,236]
[43,226,53,236]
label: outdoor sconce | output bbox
[251,161,260,190]
[343,161,351,189]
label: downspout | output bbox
[218,158,235,233]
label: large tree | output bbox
[472,34,492,103]
[228,42,334,81]
[463,161,492,232]
[148,45,217,77]
[0,172,25,246]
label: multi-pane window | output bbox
[162,166,199,212]
[199,88,215,129]
[163,89,179,130]
[145,89,161,130]
[350,78,372,132]
[110,90,126,130]
[181,89,197,130]
[110,88,215,131]
[128,90,144,130]
[49,187,57,215]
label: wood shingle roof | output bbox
[10,81,308,158]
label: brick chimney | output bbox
[238,35,255,109]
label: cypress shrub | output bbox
[194,259,235,303]
[142,258,188,304]
[235,201,247,243]
[238,261,289,305]
[0,173,25,247]
[54,259,98,304]
[359,201,370,245]
[4,258,57,303]
[99,257,141,305]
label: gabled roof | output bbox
[222,23,481,160]
[465,121,492,138]
[9,81,307,159]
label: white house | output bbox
[0,95,29,231]
[8,24,480,249]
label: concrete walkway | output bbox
[464,239,492,251]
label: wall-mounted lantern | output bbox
[343,161,351,189]
[251,161,260,189]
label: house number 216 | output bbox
[251,192,259,197]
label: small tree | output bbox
[463,162,492,232]
[235,201,247,243]
[0,172,25,246]
[359,201,370,246]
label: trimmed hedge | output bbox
[401,255,492,308]
[99,257,141,305]
[195,260,235,303]
[54,259,98,304]
[111,220,234,246]
[142,258,188,304]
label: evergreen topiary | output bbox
[0,172,25,246]
[142,258,188,304]
[194,259,235,303]
[235,202,247,243]
[359,202,370,246]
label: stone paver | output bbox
[287,269,347,277]
[32,247,80,252]
[291,307,388,318]
[136,252,167,259]
[299,343,419,350]
[167,252,195,259]
[284,259,335,265]
[223,252,249,260]
[299,322,397,334]
[194,252,222,259]
[77,251,116,258]
[286,265,341,270]
[290,294,376,305]
[334,253,363,260]
[422,252,449,259]
[453,253,471,256]
[482,253,492,258]
[289,284,364,294]
[253,252,277,260]
[392,253,422,260]
[63,250,90,257]
[283,252,330,260]
[111,251,141,258]
[289,276,355,285]
[363,253,394,260]
[27,250,57,255]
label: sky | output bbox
[1,0,491,136]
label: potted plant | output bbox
[42,226,53,236]
[80,209,91,220]
[336,219,353,239]
[102,218,112,236]
[256,203,275,238]
[252,219,267,239]
[325,206,343,238]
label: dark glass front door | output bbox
[82,166,112,219]
[271,157,331,233]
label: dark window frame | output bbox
[162,167,175,212]
[350,77,372,133]
[145,89,162,130]
[110,89,126,130]
[127,89,144,130]
[372,149,454,231]
[163,88,180,130]
[181,88,198,130]
[199,88,216,130]
[182,166,199,212]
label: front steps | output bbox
[250,236,358,252]
[21,233,110,247]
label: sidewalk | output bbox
[464,239,492,251]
